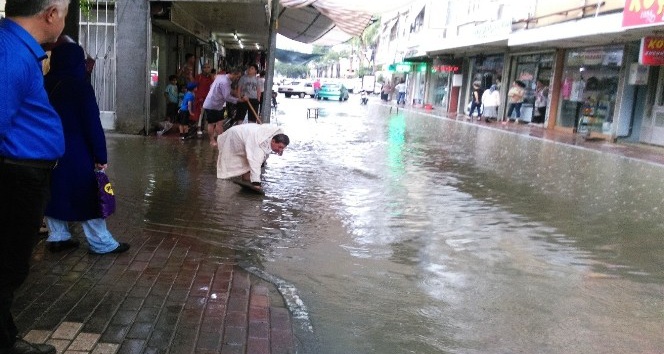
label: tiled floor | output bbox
[23,322,118,354]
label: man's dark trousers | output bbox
[0,163,51,349]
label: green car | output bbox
[317,83,349,101]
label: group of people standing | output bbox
[165,58,265,146]
[469,79,549,125]
[379,80,407,105]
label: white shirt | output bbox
[216,123,284,182]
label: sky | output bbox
[277,34,314,53]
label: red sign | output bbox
[640,37,664,65]
[623,0,664,28]
[433,65,460,73]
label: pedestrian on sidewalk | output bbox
[395,79,407,105]
[216,124,289,190]
[533,79,549,124]
[0,0,69,352]
[505,80,525,124]
[43,41,129,256]
[469,81,484,121]
[482,84,500,122]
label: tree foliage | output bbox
[309,19,381,78]
[274,60,309,79]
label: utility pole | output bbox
[261,0,279,123]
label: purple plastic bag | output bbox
[95,170,116,218]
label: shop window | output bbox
[558,45,623,133]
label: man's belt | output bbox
[0,156,58,169]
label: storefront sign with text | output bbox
[640,37,664,65]
[623,0,664,28]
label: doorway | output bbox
[640,67,664,146]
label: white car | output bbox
[278,80,315,98]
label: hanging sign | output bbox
[432,58,462,73]
[623,0,664,28]
[639,37,664,65]
[388,63,412,73]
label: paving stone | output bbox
[196,330,222,351]
[248,321,269,339]
[91,343,119,354]
[68,332,100,351]
[23,330,51,344]
[222,326,246,346]
[126,322,153,340]
[52,322,83,340]
[116,339,145,354]
[219,344,243,354]
[247,337,270,354]
[224,312,246,327]
[100,324,129,344]
[46,338,71,354]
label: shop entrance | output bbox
[508,53,554,123]
[641,67,664,146]
[557,46,623,134]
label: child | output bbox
[177,82,197,140]
[162,75,179,134]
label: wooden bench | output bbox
[307,107,320,121]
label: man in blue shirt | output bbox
[0,0,68,353]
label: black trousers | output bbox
[0,163,51,349]
[235,99,261,123]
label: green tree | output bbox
[274,60,309,78]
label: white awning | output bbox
[278,0,415,44]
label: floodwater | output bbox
[107,97,664,354]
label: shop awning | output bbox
[279,0,373,42]
[278,0,416,45]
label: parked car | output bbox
[317,83,349,101]
[278,80,315,98]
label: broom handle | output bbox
[246,100,263,124]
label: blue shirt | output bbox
[0,18,64,160]
[165,83,178,104]
[180,91,195,112]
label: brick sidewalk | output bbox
[14,227,295,354]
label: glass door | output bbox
[642,67,664,146]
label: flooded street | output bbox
[107,96,664,353]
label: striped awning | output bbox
[279,0,373,37]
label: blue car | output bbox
[317,83,349,101]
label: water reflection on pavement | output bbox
[108,96,664,353]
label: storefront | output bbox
[470,54,504,90]
[462,54,504,117]
[409,62,428,106]
[556,45,624,134]
[507,52,554,123]
[429,58,461,109]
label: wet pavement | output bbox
[15,95,664,354]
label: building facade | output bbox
[376,0,664,146]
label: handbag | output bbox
[95,170,116,218]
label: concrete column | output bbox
[260,0,279,123]
[115,0,149,133]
